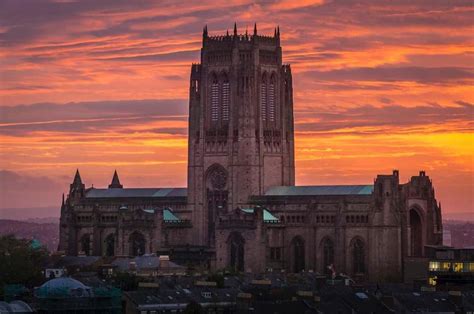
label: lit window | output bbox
[429,261,440,271]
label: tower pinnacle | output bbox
[109,170,123,189]
[72,169,82,186]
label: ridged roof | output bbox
[85,188,187,198]
[264,185,374,196]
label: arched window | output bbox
[222,77,230,121]
[352,239,365,274]
[322,238,334,274]
[104,233,115,257]
[80,234,91,256]
[206,164,228,246]
[268,74,276,121]
[211,75,219,122]
[291,236,305,273]
[260,74,267,121]
[228,232,245,272]
[410,209,423,256]
[129,232,146,257]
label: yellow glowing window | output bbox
[429,261,440,271]
[441,262,451,271]
[469,263,474,272]
[452,262,463,272]
[428,276,437,286]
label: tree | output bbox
[0,235,49,296]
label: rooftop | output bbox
[264,185,374,196]
[85,188,187,199]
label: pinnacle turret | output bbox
[72,169,82,186]
[109,170,123,189]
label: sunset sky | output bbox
[0,0,472,219]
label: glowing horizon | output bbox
[0,1,472,219]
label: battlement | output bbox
[203,23,280,47]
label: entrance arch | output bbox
[290,236,305,273]
[104,233,115,257]
[321,237,334,275]
[410,208,423,256]
[206,164,228,246]
[80,234,91,256]
[227,232,245,272]
[351,238,366,275]
[129,231,146,256]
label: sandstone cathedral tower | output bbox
[59,24,443,282]
[187,24,295,247]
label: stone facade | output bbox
[58,24,443,282]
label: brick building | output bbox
[58,24,443,282]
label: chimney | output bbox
[159,255,170,269]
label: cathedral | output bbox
[58,24,443,282]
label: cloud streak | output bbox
[0,0,472,217]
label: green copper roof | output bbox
[163,208,180,222]
[30,239,42,249]
[240,208,279,223]
[265,185,374,196]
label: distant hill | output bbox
[0,219,59,252]
[0,207,59,220]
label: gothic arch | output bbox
[290,236,305,273]
[129,231,146,257]
[349,237,366,275]
[227,232,245,272]
[268,73,277,122]
[209,72,219,123]
[320,237,335,275]
[80,234,91,256]
[206,164,228,246]
[219,70,229,81]
[104,233,115,257]
[409,206,424,257]
[220,72,230,122]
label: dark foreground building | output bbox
[58,24,443,282]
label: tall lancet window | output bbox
[222,77,230,121]
[268,75,275,122]
[211,76,219,122]
[260,74,267,121]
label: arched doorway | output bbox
[129,232,146,256]
[352,238,365,275]
[321,238,334,275]
[104,233,115,257]
[80,234,91,256]
[206,164,228,246]
[228,232,245,272]
[291,236,305,273]
[410,209,423,256]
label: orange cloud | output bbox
[0,1,472,219]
